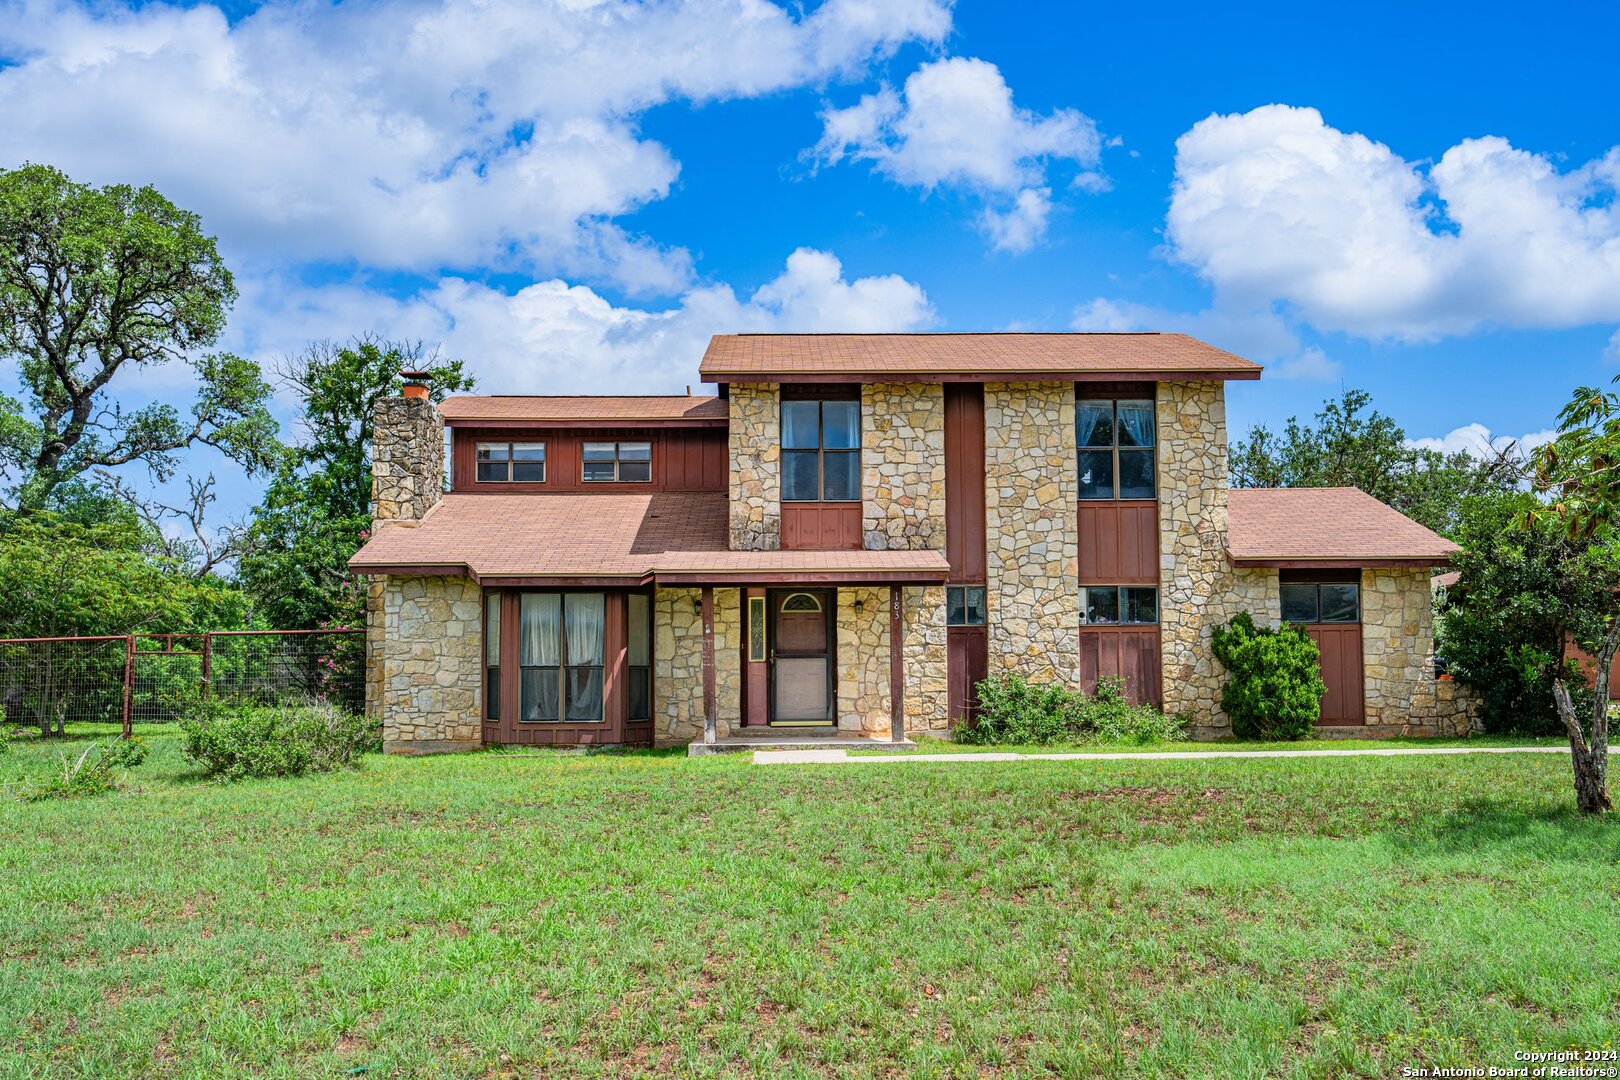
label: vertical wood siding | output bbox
[450,427,726,493]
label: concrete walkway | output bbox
[752,745,1570,766]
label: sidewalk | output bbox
[752,745,1570,765]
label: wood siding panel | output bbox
[1077,502,1158,584]
[943,384,987,584]
[1307,624,1365,724]
[451,427,725,493]
[1079,627,1162,706]
[947,627,988,725]
[781,503,862,550]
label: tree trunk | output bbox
[1552,678,1611,815]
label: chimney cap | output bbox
[400,369,433,382]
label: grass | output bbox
[1,724,1616,1077]
[860,734,1570,756]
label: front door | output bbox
[770,589,833,724]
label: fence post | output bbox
[201,632,212,702]
[121,635,135,739]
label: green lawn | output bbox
[1,726,1616,1078]
[865,734,1569,756]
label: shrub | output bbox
[20,735,147,801]
[179,699,377,781]
[1084,677,1190,744]
[959,673,1077,745]
[956,673,1187,746]
[1211,612,1327,740]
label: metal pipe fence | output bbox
[0,629,365,736]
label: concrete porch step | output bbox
[688,736,915,757]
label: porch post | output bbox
[701,586,716,745]
[889,586,905,742]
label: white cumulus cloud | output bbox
[233,248,936,394]
[1408,423,1557,460]
[1165,104,1620,340]
[0,0,950,291]
[813,56,1105,252]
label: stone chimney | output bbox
[371,371,444,524]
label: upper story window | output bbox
[477,442,546,483]
[1077,399,1156,500]
[582,441,652,483]
[782,397,860,502]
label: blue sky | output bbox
[3,0,1619,525]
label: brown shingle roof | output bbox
[1227,488,1459,566]
[348,493,949,583]
[699,332,1261,382]
[437,395,726,424]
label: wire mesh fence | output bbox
[0,629,365,735]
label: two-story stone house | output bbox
[349,333,1472,753]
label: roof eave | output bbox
[442,416,727,429]
[1227,554,1459,569]
[700,368,1261,385]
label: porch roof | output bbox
[1226,487,1459,568]
[347,492,950,585]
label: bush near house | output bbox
[1212,611,1327,740]
[179,700,378,781]
[958,674,1186,745]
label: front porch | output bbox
[665,579,946,750]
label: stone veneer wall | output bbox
[862,383,946,551]
[837,587,891,733]
[379,576,483,753]
[653,587,741,746]
[901,585,950,735]
[1156,380,1254,735]
[728,384,781,551]
[371,397,444,523]
[983,383,1080,685]
[1360,568,1480,736]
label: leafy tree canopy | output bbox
[0,163,278,506]
[1230,388,1520,537]
[1516,375,1620,813]
[1438,491,1610,736]
[236,337,471,629]
[0,512,249,639]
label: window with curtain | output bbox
[516,593,607,722]
[581,442,652,483]
[484,592,501,720]
[946,586,987,626]
[564,594,605,721]
[627,593,651,722]
[1077,399,1156,500]
[1082,586,1159,625]
[781,398,860,501]
[476,442,546,483]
